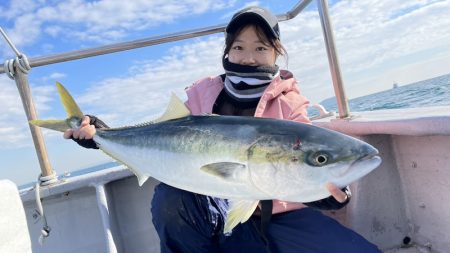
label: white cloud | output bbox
[48,72,66,79]
[0,14,42,57]
[38,72,67,83]
[78,36,224,126]
[275,0,450,103]
[0,0,39,19]
[0,75,55,149]
[1,0,237,55]
[221,1,261,20]
[331,0,450,67]
[0,79,25,128]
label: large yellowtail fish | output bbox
[31,82,382,233]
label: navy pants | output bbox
[151,183,381,253]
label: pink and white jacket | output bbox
[185,70,311,214]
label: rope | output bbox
[3,59,15,79]
[2,54,31,80]
[39,171,58,186]
[35,171,58,245]
[0,27,31,79]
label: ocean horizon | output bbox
[310,73,450,117]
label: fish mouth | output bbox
[345,151,382,180]
[357,151,379,162]
[351,145,381,167]
[330,147,381,185]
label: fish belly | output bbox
[95,136,268,200]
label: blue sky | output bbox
[1,0,450,186]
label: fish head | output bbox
[248,123,381,202]
[298,129,381,186]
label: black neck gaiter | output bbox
[222,57,279,102]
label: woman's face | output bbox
[228,25,276,67]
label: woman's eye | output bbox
[256,47,267,51]
[232,46,242,50]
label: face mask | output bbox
[222,57,280,102]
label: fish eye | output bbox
[308,152,330,166]
[315,154,328,165]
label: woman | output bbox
[66,6,381,253]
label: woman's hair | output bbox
[222,21,288,62]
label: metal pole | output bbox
[95,184,118,253]
[317,0,350,118]
[279,0,313,20]
[13,65,54,178]
[0,25,225,73]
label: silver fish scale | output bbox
[94,115,380,202]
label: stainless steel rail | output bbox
[0,0,349,181]
[317,0,349,118]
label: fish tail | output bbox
[29,82,84,132]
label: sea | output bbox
[309,73,450,117]
[19,73,450,189]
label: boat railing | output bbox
[0,0,349,182]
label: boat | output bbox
[1,0,449,252]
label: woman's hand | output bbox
[326,182,349,203]
[63,116,96,140]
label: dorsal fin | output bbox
[153,93,191,123]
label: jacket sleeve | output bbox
[289,95,311,124]
[283,89,311,124]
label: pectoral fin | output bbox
[200,162,247,183]
[224,199,259,233]
[127,164,149,187]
